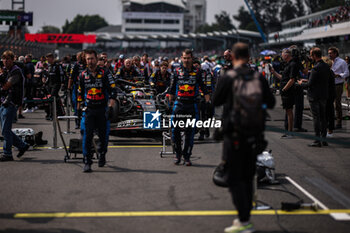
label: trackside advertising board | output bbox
[25,34,96,44]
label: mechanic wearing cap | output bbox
[77,49,118,173]
[168,49,210,166]
[149,61,171,94]
[162,57,172,74]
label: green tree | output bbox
[196,11,234,33]
[254,0,282,33]
[236,0,282,33]
[245,22,259,31]
[305,0,327,13]
[295,0,305,17]
[280,0,297,22]
[319,0,346,11]
[305,0,345,13]
[233,6,258,31]
[195,23,215,33]
[38,25,61,33]
[232,0,344,36]
[232,0,312,34]
[214,11,234,31]
[62,14,108,34]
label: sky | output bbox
[0,0,246,33]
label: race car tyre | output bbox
[110,100,120,123]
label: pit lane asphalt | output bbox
[0,96,349,233]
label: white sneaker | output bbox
[23,108,34,113]
[326,133,333,138]
[224,219,255,233]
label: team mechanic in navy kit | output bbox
[77,49,118,173]
[68,51,86,129]
[149,61,171,94]
[168,49,210,166]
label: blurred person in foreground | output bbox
[213,43,275,233]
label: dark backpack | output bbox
[228,70,264,137]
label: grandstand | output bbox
[83,28,262,57]
[264,5,350,56]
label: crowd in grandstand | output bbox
[308,5,350,28]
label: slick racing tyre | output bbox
[110,100,120,123]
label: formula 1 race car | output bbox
[109,78,170,132]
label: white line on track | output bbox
[285,176,350,221]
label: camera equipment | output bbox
[213,150,277,187]
[289,46,311,65]
[256,150,277,183]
